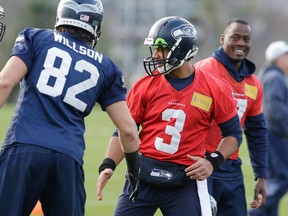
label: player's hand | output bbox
[125,170,140,202]
[97,168,114,201]
[250,178,266,208]
[185,155,213,181]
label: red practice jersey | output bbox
[195,57,263,160]
[127,68,238,166]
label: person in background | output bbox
[249,40,288,216]
[97,16,242,216]
[195,18,268,216]
[0,0,139,215]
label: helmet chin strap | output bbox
[157,60,183,75]
[157,64,174,74]
[158,37,191,74]
[186,47,199,59]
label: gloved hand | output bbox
[124,150,140,202]
[125,170,140,202]
[210,195,217,216]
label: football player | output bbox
[195,18,268,216]
[0,0,139,215]
[97,16,242,216]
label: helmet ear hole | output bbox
[169,57,180,66]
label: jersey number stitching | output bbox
[154,109,186,154]
[36,47,99,112]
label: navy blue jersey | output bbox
[2,28,126,165]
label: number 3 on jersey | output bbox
[36,47,99,112]
[154,109,186,154]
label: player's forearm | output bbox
[216,136,239,160]
[117,114,139,153]
[105,136,125,166]
[0,92,9,109]
[0,79,13,109]
[99,135,139,177]
[0,70,13,108]
[0,56,27,108]
[98,136,125,174]
[106,101,139,153]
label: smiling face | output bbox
[220,22,251,69]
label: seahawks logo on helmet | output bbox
[62,0,103,15]
[95,1,104,13]
[171,24,197,39]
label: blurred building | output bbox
[102,0,200,85]
[1,0,288,90]
[101,0,288,87]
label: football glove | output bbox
[210,195,217,216]
[125,170,140,202]
[124,150,139,202]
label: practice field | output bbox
[0,104,287,215]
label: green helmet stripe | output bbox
[154,38,168,48]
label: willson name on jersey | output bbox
[53,32,103,63]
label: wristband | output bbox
[98,158,116,174]
[124,150,139,173]
[205,151,224,171]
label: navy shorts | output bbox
[114,179,201,216]
[208,177,246,216]
[0,144,86,216]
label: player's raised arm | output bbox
[0,57,27,109]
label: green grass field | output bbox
[0,104,287,215]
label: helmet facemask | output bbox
[143,37,177,76]
[0,6,5,42]
[89,20,102,48]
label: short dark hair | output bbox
[223,18,251,34]
[56,25,95,46]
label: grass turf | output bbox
[0,104,287,215]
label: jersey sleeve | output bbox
[97,62,127,110]
[11,28,40,69]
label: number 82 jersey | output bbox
[2,28,126,165]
